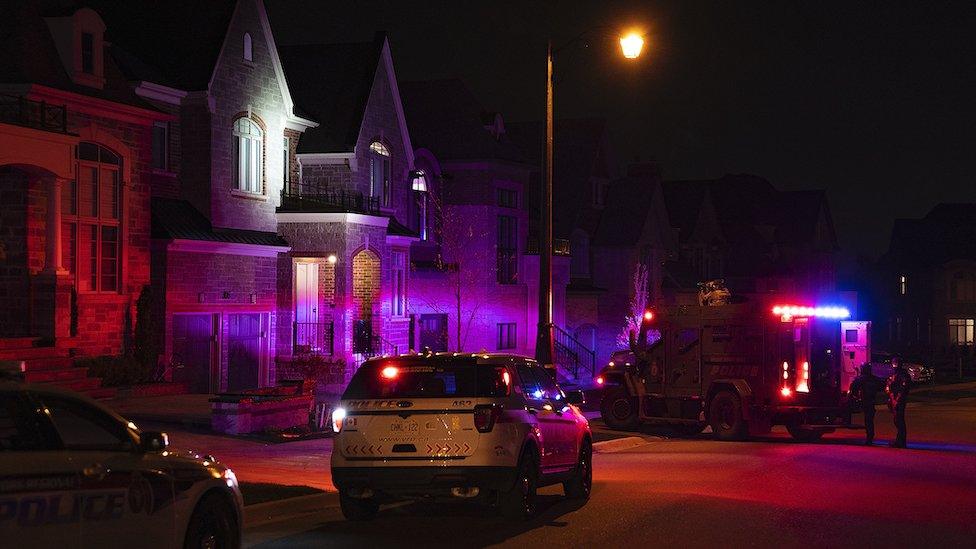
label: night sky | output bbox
[266,1,976,260]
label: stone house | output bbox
[0,3,168,398]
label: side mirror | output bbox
[139,431,169,453]
[565,390,585,405]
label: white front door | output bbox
[295,262,319,348]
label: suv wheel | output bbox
[499,449,539,520]
[708,390,748,441]
[339,490,379,521]
[600,387,639,431]
[563,440,592,500]
[184,495,237,549]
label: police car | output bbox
[330,353,592,520]
[0,363,243,548]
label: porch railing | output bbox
[280,185,381,215]
[293,321,335,355]
[552,324,596,380]
[0,93,68,134]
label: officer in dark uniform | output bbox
[849,363,884,445]
[886,357,911,448]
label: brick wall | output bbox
[0,169,30,336]
[351,249,380,318]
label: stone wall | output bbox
[0,169,30,336]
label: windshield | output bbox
[342,358,510,399]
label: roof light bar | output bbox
[772,305,850,319]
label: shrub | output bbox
[78,355,151,387]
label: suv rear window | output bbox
[342,358,510,399]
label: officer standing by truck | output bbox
[886,357,911,448]
[849,363,884,445]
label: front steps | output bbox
[0,338,116,400]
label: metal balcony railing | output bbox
[280,184,381,215]
[525,236,571,256]
[293,321,335,355]
[0,94,68,134]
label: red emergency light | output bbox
[381,366,399,379]
[771,305,850,319]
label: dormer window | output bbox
[243,33,253,61]
[81,32,94,74]
[369,141,391,207]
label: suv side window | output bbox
[0,391,58,451]
[36,395,135,452]
[517,364,542,400]
[533,366,563,401]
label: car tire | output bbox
[563,440,593,500]
[499,448,539,520]
[339,490,379,521]
[787,424,824,443]
[600,387,640,431]
[183,494,238,549]
[708,390,748,441]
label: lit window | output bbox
[369,141,391,207]
[497,323,517,350]
[282,136,290,190]
[152,122,168,170]
[243,33,253,61]
[233,117,263,194]
[64,142,121,292]
[948,318,975,346]
[497,215,517,284]
[411,170,428,240]
[391,250,407,317]
[899,275,907,295]
[81,32,94,74]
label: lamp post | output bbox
[536,30,645,370]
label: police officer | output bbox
[849,363,884,445]
[886,357,911,448]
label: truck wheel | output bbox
[600,387,639,431]
[339,490,379,521]
[499,449,539,520]
[563,439,592,500]
[787,425,824,443]
[708,391,748,441]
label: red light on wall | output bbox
[381,366,399,379]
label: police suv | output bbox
[330,353,592,520]
[0,365,243,549]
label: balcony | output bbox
[0,94,68,134]
[279,183,380,215]
[293,321,335,355]
[525,236,571,256]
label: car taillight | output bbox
[332,407,346,433]
[473,404,500,433]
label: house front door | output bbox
[420,313,449,351]
[295,262,319,350]
[171,313,217,393]
[227,313,264,392]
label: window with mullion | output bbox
[234,118,263,194]
[64,144,121,293]
[496,215,517,284]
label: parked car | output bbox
[330,353,592,520]
[0,364,243,549]
[869,352,936,384]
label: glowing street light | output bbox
[620,33,645,59]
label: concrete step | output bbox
[0,337,40,350]
[82,387,117,401]
[24,367,90,384]
[0,346,66,361]
[23,356,75,371]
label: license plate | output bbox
[390,421,418,433]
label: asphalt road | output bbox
[244,396,976,548]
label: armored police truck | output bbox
[597,299,865,442]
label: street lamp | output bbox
[536,28,645,370]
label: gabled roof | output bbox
[152,198,287,247]
[278,35,385,154]
[399,79,524,163]
[881,203,976,267]
[75,0,238,90]
[0,2,160,111]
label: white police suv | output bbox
[0,366,243,548]
[331,353,592,520]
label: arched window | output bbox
[63,142,121,292]
[369,141,391,207]
[234,117,263,194]
[243,33,253,61]
[411,169,428,240]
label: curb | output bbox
[244,492,339,529]
[592,436,650,453]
